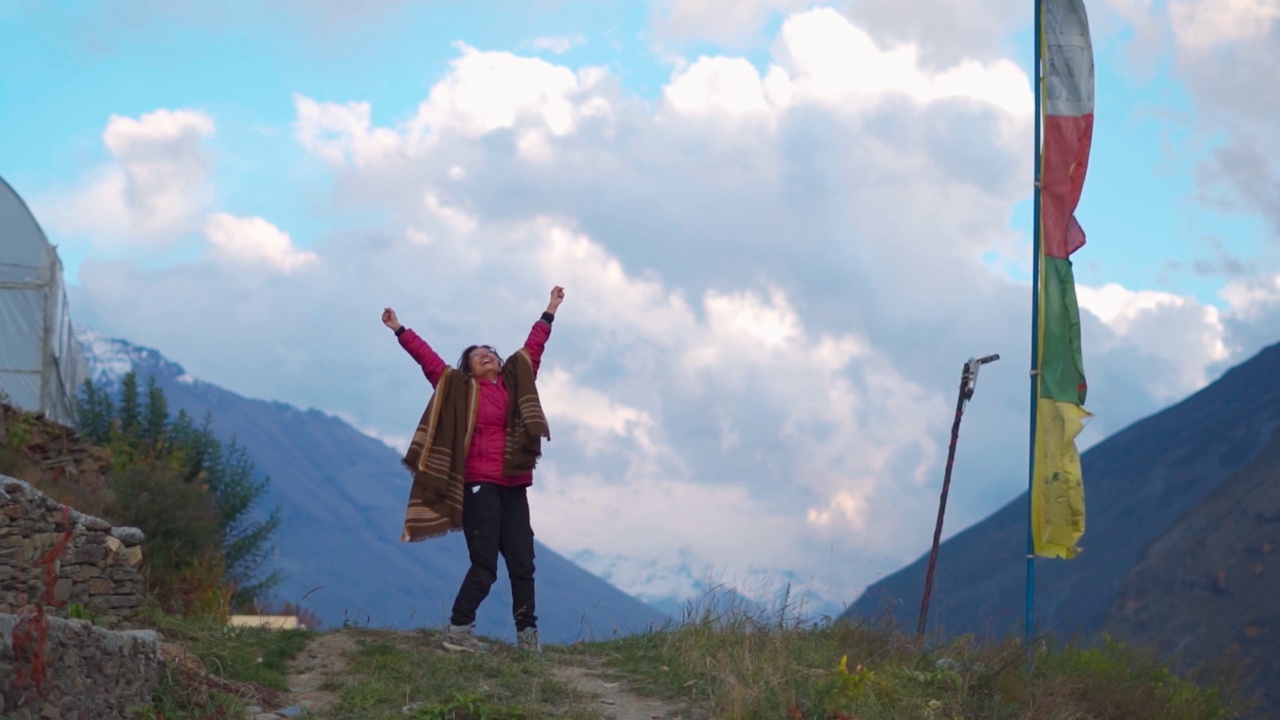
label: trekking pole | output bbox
[917,353,1000,644]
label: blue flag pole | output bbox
[1026,0,1044,646]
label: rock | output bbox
[0,611,160,719]
[80,517,110,532]
[71,565,102,582]
[109,526,145,547]
[53,579,72,604]
[276,706,306,718]
[74,545,106,563]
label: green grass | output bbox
[324,629,599,720]
[135,595,1248,720]
[145,604,311,690]
[573,611,1247,720]
[135,602,312,719]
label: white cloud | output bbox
[1221,272,1280,316]
[1155,0,1280,247]
[1078,283,1212,335]
[408,43,611,143]
[40,108,216,246]
[663,56,773,118]
[1099,0,1280,352]
[204,213,318,273]
[764,8,1032,116]
[538,368,658,454]
[1076,283,1230,404]
[649,0,1033,68]
[649,0,816,45]
[1169,0,1280,50]
[522,33,587,54]
[294,95,403,168]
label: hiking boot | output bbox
[517,627,541,653]
[441,623,490,653]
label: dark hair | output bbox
[456,345,500,373]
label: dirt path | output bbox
[262,630,695,720]
[550,663,693,720]
[259,631,356,718]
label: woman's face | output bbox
[467,345,500,376]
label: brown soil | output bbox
[268,629,697,720]
[550,661,695,720]
[276,630,357,716]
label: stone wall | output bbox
[0,477,146,628]
[0,612,161,720]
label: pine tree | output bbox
[77,372,282,611]
[119,372,140,438]
[76,379,115,445]
[142,375,169,449]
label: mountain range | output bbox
[844,339,1280,714]
[77,329,667,644]
[72,327,1279,710]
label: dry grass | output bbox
[135,587,1249,719]
[572,587,1248,720]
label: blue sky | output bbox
[4,0,1259,304]
[3,0,1278,610]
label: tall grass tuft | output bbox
[576,585,1247,720]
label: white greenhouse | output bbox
[0,175,87,425]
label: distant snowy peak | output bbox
[70,326,404,453]
[571,549,845,621]
[74,326,200,388]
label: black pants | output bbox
[450,482,537,631]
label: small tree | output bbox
[78,372,282,612]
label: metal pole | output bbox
[917,354,999,643]
[1027,0,1045,645]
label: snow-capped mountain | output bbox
[571,548,847,621]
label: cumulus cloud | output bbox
[204,213,319,273]
[40,109,216,246]
[1161,0,1280,256]
[649,0,817,46]
[650,0,1034,67]
[73,9,1265,610]
[1168,0,1280,50]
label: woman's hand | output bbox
[546,286,565,314]
[382,307,403,332]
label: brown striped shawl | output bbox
[399,348,549,542]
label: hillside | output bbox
[76,331,666,644]
[843,339,1280,711]
[1105,422,1280,715]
